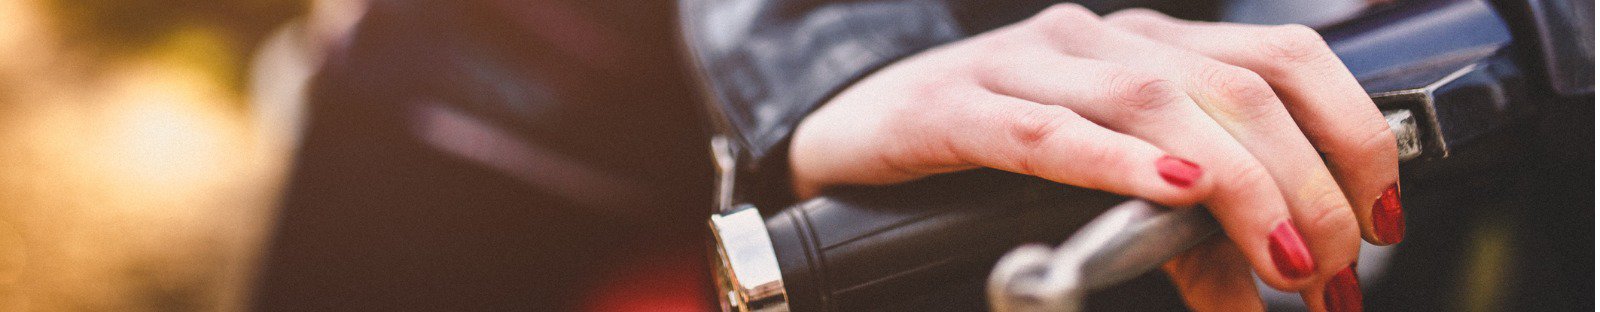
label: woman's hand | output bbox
[788,5,1400,311]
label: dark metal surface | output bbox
[1520,0,1595,96]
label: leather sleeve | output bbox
[677,0,966,205]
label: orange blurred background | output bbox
[0,0,333,310]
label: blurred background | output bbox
[0,0,713,311]
[0,0,328,310]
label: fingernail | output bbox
[1322,265,1363,312]
[1372,183,1405,245]
[1156,156,1202,188]
[1267,221,1314,279]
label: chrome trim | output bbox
[1384,109,1422,162]
[711,135,738,213]
[710,207,789,312]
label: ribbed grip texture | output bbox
[764,171,1126,311]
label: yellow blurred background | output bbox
[0,0,316,310]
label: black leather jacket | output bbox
[677,0,1217,206]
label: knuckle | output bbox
[1199,65,1275,102]
[1010,105,1076,152]
[1303,194,1360,245]
[1038,3,1097,22]
[1219,160,1275,195]
[1104,69,1183,114]
[1260,24,1335,65]
[1106,8,1166,22]
[1009,106,1079,175]
[1029,4,1102,38]
[1103,8,1170,30]
[1306,189,1356,223]
[1196,65,1284,119]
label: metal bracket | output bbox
[1370,64,1483,162]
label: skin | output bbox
[787,5,1399,311]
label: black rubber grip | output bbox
[764,171,1126,311]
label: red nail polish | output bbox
[1267,221,1314,279]
[1322,265,1363,312]
[1372,183,1405,245]
[1156,156,1201,188]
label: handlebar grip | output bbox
[762,171,1126,311]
